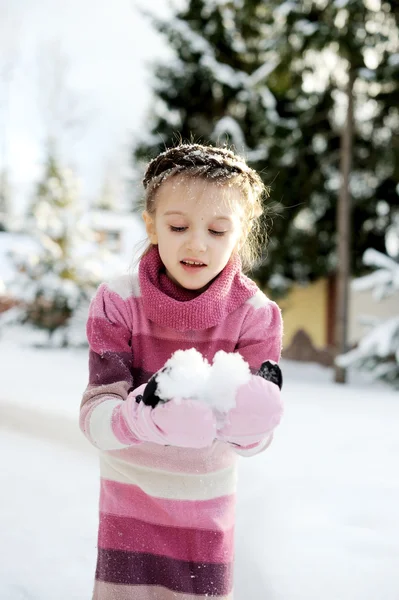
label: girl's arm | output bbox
[79,282,142,450]
[218,291,283,457]
[236,291,282,370]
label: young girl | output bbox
[80,144,284,600]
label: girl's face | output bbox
[143,176,245,291]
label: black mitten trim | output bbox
[257,360,283,390]
[142,367,170,408]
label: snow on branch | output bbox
[363,248,399,272]
[337,316,399,365]
[173,18,247,89]
[247,59,280,87]
[352,248,399,300]
[212,116,269,162]
[172,17,280,101]
[274,1,297,18]
[352,270,393,293]
[213,116,248,153]
[337,247,399,388]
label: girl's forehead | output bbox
[156,176,243,214]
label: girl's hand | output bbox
[121,386,216,449]
[216,363,283,448]
[151,398,217,448]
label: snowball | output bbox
[156,348,211,402]
[204,350,251,413]
[154,348,251,411]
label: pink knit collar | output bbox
[139,246,258,331]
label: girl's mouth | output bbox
[180,260,207,269]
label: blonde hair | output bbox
[141,143,269,272]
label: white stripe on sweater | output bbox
[246,288,269,309]
[89,399,131,450]
[100,453,237,500]
[107,272,141,300]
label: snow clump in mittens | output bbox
[204,350,251,412]
[155,348,212,402]
[155,348,251,412]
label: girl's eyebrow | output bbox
[163,210,186,216]
[163,210,233,223]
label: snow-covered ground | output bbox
[1,328,398,600]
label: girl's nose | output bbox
[187,232,207,253]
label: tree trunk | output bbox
[334,68,355,384]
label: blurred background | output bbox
[1,2,399,599]
[0,0,398,386]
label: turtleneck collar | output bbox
[138,245,258,331]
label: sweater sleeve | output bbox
[79,282,142,450]
[236,290,283,369]
[232,290,283,457]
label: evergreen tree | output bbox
[133,0,399,290]
[336,247,399,388]
[8,150,103,345]
[282,0,399,275]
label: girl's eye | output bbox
[170,226,187,232]
[209,229,226,236]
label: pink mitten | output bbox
[216,376,283,447]
[152,398,216,448]
[121,386,216,449]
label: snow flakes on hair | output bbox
[143,143,263,195]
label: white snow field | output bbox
[0,329,398,600]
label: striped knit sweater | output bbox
[80,246,283,600]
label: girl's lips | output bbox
[180,259,207,266]
[181,258,206,263]
[180,260,207,272]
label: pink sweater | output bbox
[80,246,283,600]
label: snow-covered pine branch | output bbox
[336,248,399,388]
[212,116,269,162]
[212,116,248,154]
[172,18,247,89]
[352,249,399,300]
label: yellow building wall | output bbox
[277,279,328,348]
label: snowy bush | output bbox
[4,152,111,346]
[336,249,399,388]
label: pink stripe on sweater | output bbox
[99,479,236,531]
[133,334,234,370]
[98,513,234,563]
[87,317,131,353]
[89,283,132,323]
